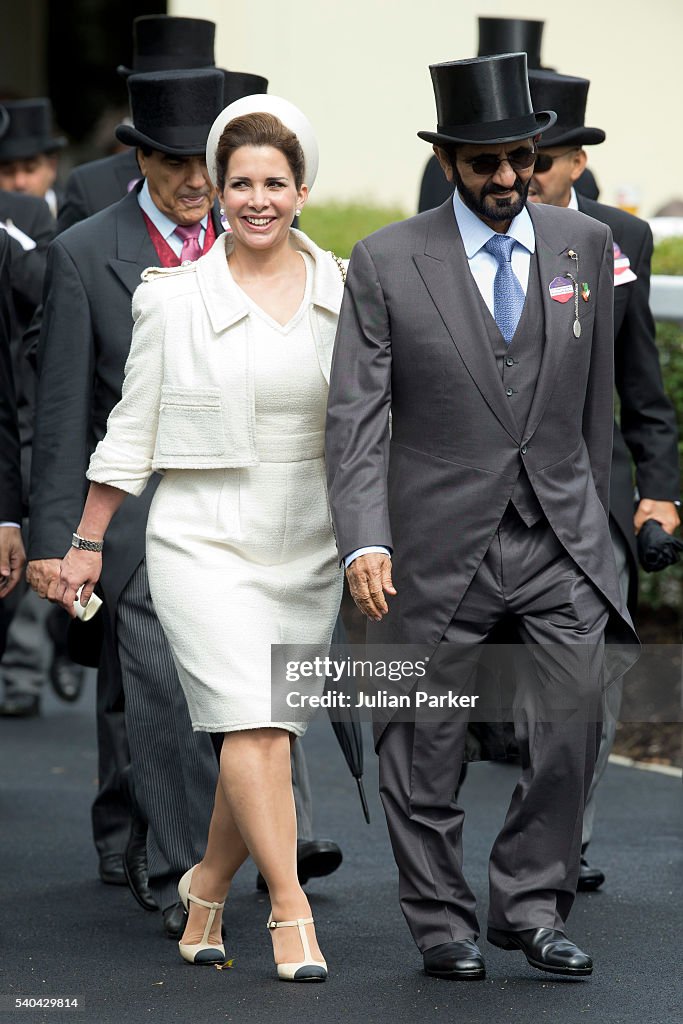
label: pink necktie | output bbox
[174,222,203,263]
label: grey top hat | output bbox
[0,99,66,162]
[528,71,605,147]
[418,53,556,147]
[117,15,216,77]
[115,68,225,156]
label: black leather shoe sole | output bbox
[487,929,593,976]
[424,964,485,980]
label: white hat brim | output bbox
[206,94,318,192]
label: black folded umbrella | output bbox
[637,518,683,573]
[325,617,370,823]
[328,709,370,824]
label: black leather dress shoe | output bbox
[0,694,40,717]
[49,653,85,702]
[99,853,127,886]
[577,856,605,892]
[162,901,188,939]
[256,838,343,892]
[423,940,486,980]
[123,821,157,911]
[163,900,227,941]
[487,927,593,976]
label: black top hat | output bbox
[478,17,545,70]
[418,53,556,147]
[117,15,216,77]
[0,106,9,140]
[0,99,66,162]
[222,71,269,106]
[528,71,605,147]
[115,68,225,156]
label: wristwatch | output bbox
[71,532,104,553]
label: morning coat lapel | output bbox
[108,188,158,296]
[413,200,520,442]
[522,202,581,442]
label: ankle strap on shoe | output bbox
[267,916,314,929]
[187,892,225,910]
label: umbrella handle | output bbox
[356,778,371,824]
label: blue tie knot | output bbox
[484,233,516,264]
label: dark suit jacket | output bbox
[326,200,638,743]
[57,149,141,233]
[0,231,21,523]
[29,188,224,617]
[0,190,55,506]
[576,194,679,595]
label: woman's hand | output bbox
[57,547,102,616]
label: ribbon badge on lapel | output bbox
[549,250,582,337]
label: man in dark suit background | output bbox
[58,16,271,235]
[0,229,25,627]
[326,53,638,981]
[527,69,680,890]
[0,99,65,219]
[0,155,59,718]
[27,68,226,937]
[56,15,218,232]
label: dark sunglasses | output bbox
[533,148,580,173]
[462,145,537,177]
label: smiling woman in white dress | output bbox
[56,96,345,982]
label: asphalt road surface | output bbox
[0,678,680,1024]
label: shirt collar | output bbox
[568,187,579,211]
[452,188,535,257]
[137,179,208,240]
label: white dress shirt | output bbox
[344,190,536,569]
[568,187,579,211]
[137,180,207,257]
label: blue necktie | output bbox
[484,234,525,344]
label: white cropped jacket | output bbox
[87,229,346,496]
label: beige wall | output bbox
[170,0,682,217]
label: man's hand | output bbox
[0,526,26,598]
[56,547,102,617]
[634,499,680,536]
[346,553,396,621]
[26,558,62,600]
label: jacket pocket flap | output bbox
[160,385,222,408]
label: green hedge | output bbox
[299,202,406,258]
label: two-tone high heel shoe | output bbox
[267,913,327,982]
[177,866,225,965]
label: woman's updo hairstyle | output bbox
[215,113,306,194]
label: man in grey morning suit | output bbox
[326,53,638,980]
